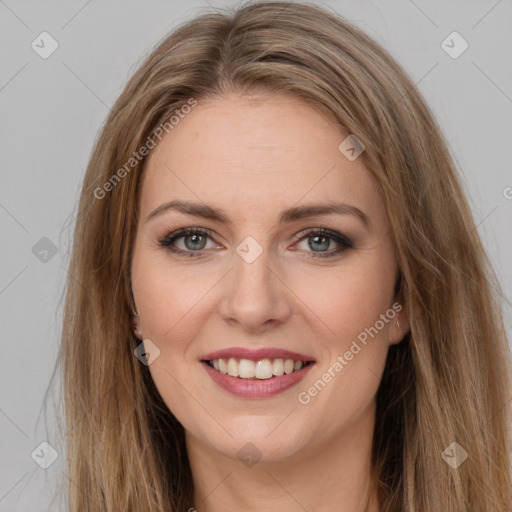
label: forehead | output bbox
[139,93,385,228]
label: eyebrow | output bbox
[145,199,371,229]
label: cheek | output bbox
[291,279,395,435]
[132,258,207,350]
[131,244,231,373]
[131,249,218,427]
[290,256,396,348]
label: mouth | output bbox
[200,347,316,399]
[203,357,314,379]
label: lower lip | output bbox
[201,361,315,399]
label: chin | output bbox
[217,435,306,465]
[203,417,311,463]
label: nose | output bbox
[218,243,293,333]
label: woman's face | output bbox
[131,92,406,463]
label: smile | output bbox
[200,347,316,399]
[205,357,312,379]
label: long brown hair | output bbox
[55,1,512,510]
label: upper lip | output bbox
[201,347,316,362]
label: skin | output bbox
[131,92,409,512]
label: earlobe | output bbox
[132,309,143,340]
[133,322,142,339]
[390,312,410,345]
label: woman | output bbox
[58,1,512,510]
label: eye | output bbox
[292,228,353,259]
[159,227,353,259]
[159,227,218,256]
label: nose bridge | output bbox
[235,236,272,290]
[219,234,291,330]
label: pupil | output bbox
[185,234,206,250]
[310,235,329,252]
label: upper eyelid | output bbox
[161,227,217,244]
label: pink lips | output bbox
[201,347,315,362]
[200,346,316,399]
[201,362,314,398]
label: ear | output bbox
[389,302,409,346]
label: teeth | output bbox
[255,359,273,379]
[208,357,309,380]
[284,359,294,374]
[272,359,284,376]
[238,359,255,378]
[218,358,228,374]
[227,357,238,377]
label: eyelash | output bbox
[158,227,353,259]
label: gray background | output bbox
[1,0,511,510]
